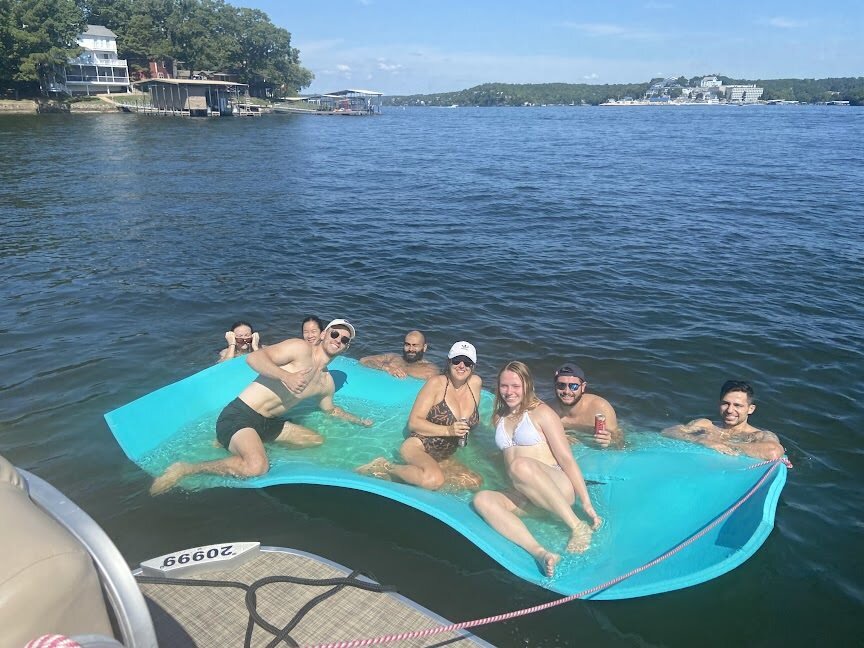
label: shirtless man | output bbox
[662,380,785,461]
[359,330,439,380]
[150,319,373,494]
[551,363,622,449]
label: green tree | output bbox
[0,0,15,84]
[1,0,85,91]
[228,6,311,92]
[72,0,312,93]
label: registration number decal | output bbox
[140,541,260,577]
[160,544,235,567]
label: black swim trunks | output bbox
[215,398,285,448]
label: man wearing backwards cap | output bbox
[151,318,373,495]
[552,362,622,449]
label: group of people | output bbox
[153,317,371,495]
[153,321,785,578]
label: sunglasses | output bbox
[329,329,351,345]
[450,356,475,368]
[235,337,252,344]
[556,381,583,391]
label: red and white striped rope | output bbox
[748,456,793,469]
[25,636,83,648]
[304,457,789,648]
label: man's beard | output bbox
[558,392,582,406]
[403,350,425,363]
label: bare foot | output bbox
[355,457,393,481]
[150,463,192,495]
[534,550,561,578]
[566,520,594,554]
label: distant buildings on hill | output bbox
[643,76,764,104]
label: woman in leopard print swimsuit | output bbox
[357,341,483,491]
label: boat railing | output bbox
[19,468,158,648]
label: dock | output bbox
[272,89,382,116]
[117,78,262,117]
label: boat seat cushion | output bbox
[0,455,114,648]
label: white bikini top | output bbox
[495,411,545,450]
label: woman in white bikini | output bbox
[473,361,601,578]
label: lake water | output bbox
[1,105,862,646]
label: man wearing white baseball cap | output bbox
[151,317,372,494]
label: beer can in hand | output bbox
[594,413,607,436]
[457,418,469,447]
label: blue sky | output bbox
[246,0,863,95]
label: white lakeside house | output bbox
[58,25,130,95]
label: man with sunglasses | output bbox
[151,318,373,494]
[552,363,622,449]
[359,330,439,380]
[661,380,785,460]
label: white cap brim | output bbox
[325,318,356,339]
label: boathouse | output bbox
[130,78,255,116]
[273,89,383,115]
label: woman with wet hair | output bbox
[218,320,260,362]
[473,360,601,578]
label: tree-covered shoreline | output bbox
[0,0,312,97]
[387,77,864,107]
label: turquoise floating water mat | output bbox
[105,356,787,599]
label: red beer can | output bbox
[594,413,607,436]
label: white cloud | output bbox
[292,24,856,96]
[563,22,627,36]
[377,59,404,73]
[765,17,807,29]
[562,22,661,40]
[301,45,670,94]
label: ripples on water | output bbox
[1,106,862,646]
